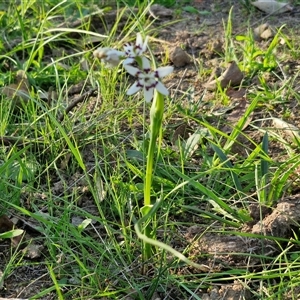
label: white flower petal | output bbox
[141,57,151,70]
[139,78,146,86]
[124,44,134,56]
[127,82,141,95]
[138,73,146,79]
[156,66,174,78]
[156,81,169,96]
[106,53,123,66]
[136,33,143,47]
[124,43,133,51]
[108,49,125,57]
[123,57,135,65]
[143,87,154,102]
[123,33,148,61]
[145,77,156,88]
[123,64,140,76]
[142,36,149,52]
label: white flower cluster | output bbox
[93,33,173,102]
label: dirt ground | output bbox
[1,0,300,299]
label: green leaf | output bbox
[210,143,243,192]
[5,157,40,182]
[140,205,153,217]
[78,219,92,232]
[183,6,199,14]
[0,229,24,239]
[182,131,201,159]
[198,10,212,15]
[235,35,248,41]
[170,166,246,223]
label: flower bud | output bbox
[93,47,124,67]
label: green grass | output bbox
[116,0,192,8]
[1,0,300,299]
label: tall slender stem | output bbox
[142,91,164,262]
[144,91,164,206]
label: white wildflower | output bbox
[124,57,173,102]
[123,33,149,65]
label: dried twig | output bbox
[58,88,97,122]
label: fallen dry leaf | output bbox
[0,70,30,106]
[252,0,293,14]
[272,117,300,144]
[22,243,44,259]
[204,61,244,91]
[0,215,14,233]
[172,122,192,143]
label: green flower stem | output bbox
[144,91,164,206]
[144,92,164,206]
[142,91,164,262]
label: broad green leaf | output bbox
[0,229,24,239]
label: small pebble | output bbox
[170,47,190,67]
